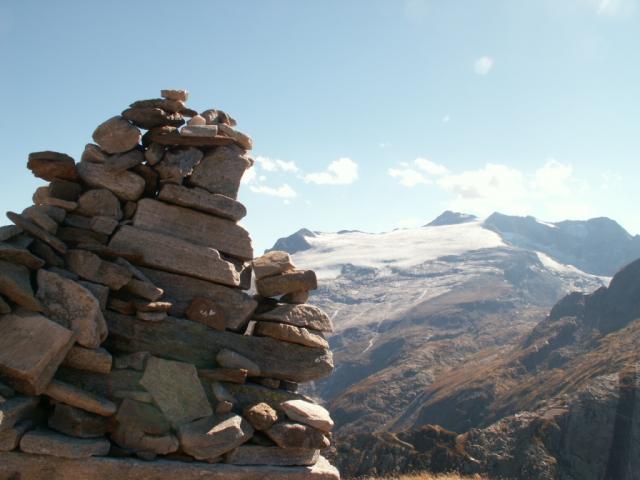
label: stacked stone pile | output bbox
[0,90,339,479]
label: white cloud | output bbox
[249,183,297,199]
[532,159,574,196]
[415,158,449,176]
[388,168,431,187]
[254,156,299,173]
[241,168,257,185]
[304,157,359,185]
[474,56,494,75]
[438,163,527,202]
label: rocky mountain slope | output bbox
[269,212,640,478]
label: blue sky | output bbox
[1,0,638,253]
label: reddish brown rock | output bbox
[27,151,77,181]
[177,414,254,461]
[254,304,333,332]
[66,249,132,290]
[243,403,279,431]
[20,428,111,458]
[0,260,42,311]
[6,211,67,254]
[122,107,184,130]
[48,403,109,438]
[265,422,330,449]
[254,322,328,349]
[225,446,320,466]
[256,270,318,298]
[130,98,185,113]
[157,183,247,221]
[281,400,334,433]
[160,89,189,102]
[186,297,226,331]
[252,251,295,281]
[62,346,112,375]
[45,380,117,417]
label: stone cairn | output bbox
[0,90,339,479]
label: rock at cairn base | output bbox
[0,89,339,478]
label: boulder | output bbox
[77,161,145,202]
[280,400,334,433]
[189,145,253,199]
[153,147,203,185]
[0,312,74,395]
[254,304,333,332]
[109,226,241,287]
[157,184,247,221]
[139,357,212,428]
[0,260,42,311]
[132,199,253,260]
[254,322,329,349]
[20,429,110,458]
[177,414,253,461]
[37,269,108,349]
[27,151,77,181]
[48,403,109,438]
[75,189,122,219]
[105,148,145,172]
[92,116,141,154]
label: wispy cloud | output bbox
[254,156,299,173]
[249,183,297,199]
[474,56,494,75]
[304,157,359,185]
[388,158,448,187]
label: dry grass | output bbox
[364,474,487,480]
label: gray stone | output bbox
[123,278,164,301]
[211,382,235,404]
[66,249,132,290]
[0,225,22,243]
[0,396,40,433]
[6,211,66,254]
[281,400,334,433]
[144,142,165,166]
[217,350,260,377]
[81,144,108,163]
[115,398,171,435]
[89,216,119,236]
[132,199,253,260]
[218,123,253,150]
[177,414,253,461]
[136,311,167,322]
[186,297,226,331]
[109,226,241,287]
[122,107,184,130]
[75,189,123,219]
[189,144,253,199]
[130,98,185,113]
[280,291,310,304]
[0,420,33,451]
[225,446,319,466]
[105,148,145,172]
[77,280,109,310]
[48,403,109,438]
[20,429,110,458]
[181,125,218,137]
[154,147,203,184]
[198,368,248,384]
[158,184,247,221]
[22,206,58,234]
[77,161,145,201]
[37,269,108,349]
[255,304,333,332]
[0,295,9,314]
[113,351,151,371]
[110,424,179,455]
[92,116,141,154]
[139,357,212,428]
[48,179,82,202]
[0,312,74,395]
[30,240,64,268]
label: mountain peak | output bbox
[425,211,477,227]
[265,228,316,255]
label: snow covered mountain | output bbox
[267,212,640,446]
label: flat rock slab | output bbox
[139,357,212,428]
[0,259,42,312]
[48,403,109,439]
[75,189,122,219]
[133,199,253,260]
[0,452,340,479]
[254,322,328,349]
[225,446,319,466]
[266,422,330,449]
[109,226,241,287]
[158,184,246,221]
[20,429,110,459]
[255,304,333,332]
[6,212,67,254]
[0,242,45,270]
[177,414,253,461]
[139,268,256,330]
[256,270,317,298]
[77,161,145,201]
[37,269,107,349]
[0,396,40,432]
[66,249,132,290]
[281,400,334,432]
[62,346,112,375]
[45,380,117,417]
[105,312,334,383]
[0,312,74,395]
[146,130,234,148]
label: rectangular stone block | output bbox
[133,199,252,260]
